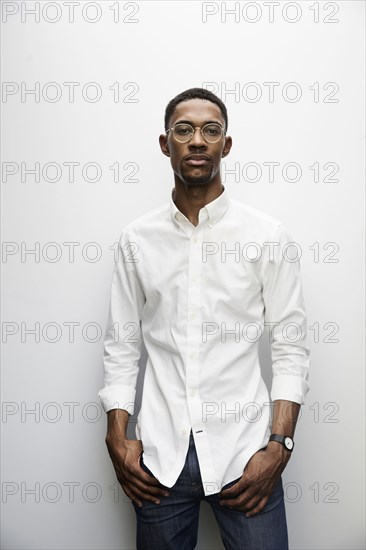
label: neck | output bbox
[172,179,224,227]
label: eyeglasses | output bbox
[166,123,225,144]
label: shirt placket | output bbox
[184,210,219,495]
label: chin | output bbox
[182,171,213,186]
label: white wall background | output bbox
[1,1,365,548]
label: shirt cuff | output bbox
[98,385,136,414]
[270,374,309,405]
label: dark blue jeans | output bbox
[132,430,289,550]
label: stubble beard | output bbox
[180,165,214,186]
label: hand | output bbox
[218,443,291,516]
[105,436,170,507]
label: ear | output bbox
[159,134,170,158]
[221,136,232,159]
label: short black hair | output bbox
[164,87,228,132]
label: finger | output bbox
[125,468,169,496]
[219,482,242,498]
[237,489,260,508]
[124,470,171,499]
[221,492,263,514]
[134,467,161,484]
[220,486,259,508]
[125,480,165,505]
[220,492,254,509]
[128,475,170,499]
[122,484,143,508]
[219,495,242,507]
[241,496,261,512]
[245,496,269,517]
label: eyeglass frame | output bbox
[165,122,226,144]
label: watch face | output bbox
[284,437,294,450]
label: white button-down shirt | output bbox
[98,185,310,496]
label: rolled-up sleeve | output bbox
[98,230,146,415]
[261,223,310,405]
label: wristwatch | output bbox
[269,434,294,452]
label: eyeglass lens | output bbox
[172,123,223,143]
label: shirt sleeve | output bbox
[98,229,146,415]
[261,223,310,405]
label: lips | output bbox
[184,154,211,166]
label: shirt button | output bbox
[190,389,196,397]
[192,237,198,243]
[190,312,196,320]
[189,352,196,359]
[181,429,187,436]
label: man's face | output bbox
[159,98,232,187]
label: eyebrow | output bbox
[174,119,223,127]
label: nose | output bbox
[189,127,207,148]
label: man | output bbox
[98,87,310,549]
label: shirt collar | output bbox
[169,185,230,227]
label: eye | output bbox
[174,124,193,135]
[204,124,221,136]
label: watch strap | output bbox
[269,434,294,451]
